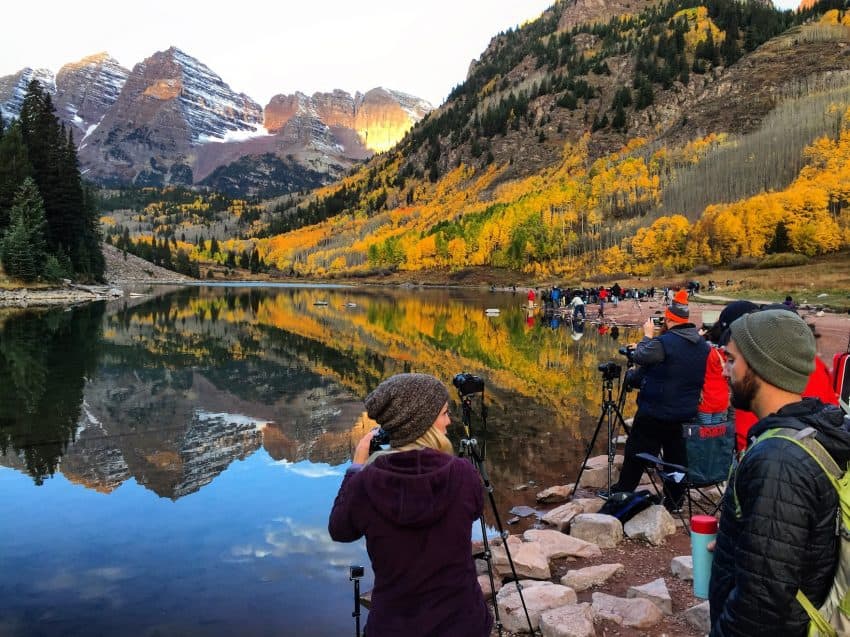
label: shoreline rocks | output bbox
[0,284,124,308]
[476,454,710,635]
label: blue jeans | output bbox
[697,412,725,425]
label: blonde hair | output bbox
[397,426,454,455]
[364,425,453,465]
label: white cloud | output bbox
[271,459,345,479]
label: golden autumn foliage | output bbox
[255,100,850,278]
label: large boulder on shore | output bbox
[523,529,602,559]
[561,563,623,591]
[591,592,663,629]
[623,505,677,545]
[497,580,577,633]
[539,602,596,637]
[536,484,575,503]
[492,535,551,580]
[569,513,623,548]
[627,577,673,615]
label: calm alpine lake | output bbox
[0,284,637,637]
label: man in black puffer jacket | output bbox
[710,309,850,636]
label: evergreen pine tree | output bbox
[0,177,48,281]
[17,80,103,280]
[0,120,33,232]
[612,104,627,131]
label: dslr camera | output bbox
[453,372,485,395]
[597,360,622,381]
[368,427,390,454]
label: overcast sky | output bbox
[2,0,796,108]
[1,1,555,108]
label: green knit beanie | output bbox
[364,373,449,447]
[729,309,815,393]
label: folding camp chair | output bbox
[636,420,735,527]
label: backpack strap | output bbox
[767,427,843,483]
[732,426,843,519]
[760,427,845,637]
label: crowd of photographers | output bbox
[328,283,847,637]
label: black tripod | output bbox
[349,565,364,637]
[573,361,632,498]
[457,389,534,636]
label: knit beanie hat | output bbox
[729,309,815,393]
[712,300,759,345]
[665,289,690,323]
[364,373,450,448]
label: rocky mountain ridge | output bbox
[0,47,433,196]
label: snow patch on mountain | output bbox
[0,68,56,119]
[168,47,263,143]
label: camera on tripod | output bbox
[453,372,484,395]
[597,361,622,381]
[618,345,636,365]
[368,427,390,453]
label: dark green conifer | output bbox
[1,177,48,281]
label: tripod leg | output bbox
[469,445,534,634]
[573,406,610,496]
[353,579,361,637]
[475,515,505,637]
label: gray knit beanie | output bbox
[364,373,450,447]
[729,309,815,393]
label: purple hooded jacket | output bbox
[328,448,492,637]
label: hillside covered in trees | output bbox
[247,0,850,278]
[0,82,104,282]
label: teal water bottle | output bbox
[691,514,718,599]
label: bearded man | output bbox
[709,309,850,636]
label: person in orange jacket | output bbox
[713,302,839,451]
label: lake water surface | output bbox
[0,285,637,636]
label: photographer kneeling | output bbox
[608,290,710,510]
[328,373,493,637]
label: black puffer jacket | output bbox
[709,399,850,636]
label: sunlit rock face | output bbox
[0,67,56,121]
[54,53,129,137]
[263,87,432,154]
[354,87,432,153]
[78,46,264,187]
[1,48,432,194]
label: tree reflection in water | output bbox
[1,285,637,501]
[0,302,105,484]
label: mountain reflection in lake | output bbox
[0,285,638,636]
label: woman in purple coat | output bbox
[328,373,493,637]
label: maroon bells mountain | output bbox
[0,47,433,197]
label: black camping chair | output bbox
[636,420,735,528]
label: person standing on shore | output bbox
[570,293,586,320]
[607,289,709,510]
[709,310,850,637]
[328,373,492,637]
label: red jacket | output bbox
[734,357,838,451]
[700,346,729,414]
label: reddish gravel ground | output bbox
[486,294,849,636]
[577,294,849,366]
